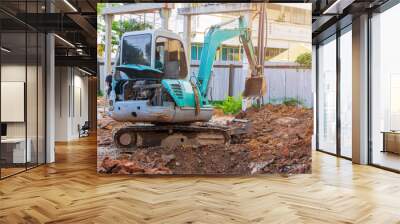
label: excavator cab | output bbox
[113,29,188,81]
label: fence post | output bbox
[228,64,234,97]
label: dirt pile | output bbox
[97,97,108,107]
[237,104,313,174]
[97,103,313,175]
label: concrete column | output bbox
[54,67,68,141]
[183,15,191,75]
[46,33,55,163]
[159,8,170,30]
[352,14,369,164]
[104,14,113,78]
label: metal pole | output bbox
[257,3,266,106]
[104,14,113,77]
[183,14,192,74]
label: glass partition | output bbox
[27,31,38,169]
[371,3,400,171]
[317,35,337,154]
[0,1,46,179]
[339,26,352,158]
[0,30,28,178]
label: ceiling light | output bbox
[63,0,78,12]
[1,47,11,53]
[78,68,92,76]
[54,34,75,48]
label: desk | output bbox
[1,138,31,164]
[382,131,400,154]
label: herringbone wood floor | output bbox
[1,135,400,224]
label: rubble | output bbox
[249,159,275,174]
[100,156,172,175]
[97,98,313,175]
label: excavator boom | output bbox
[196,16,265,98]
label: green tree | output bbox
[111,19,153,45]
[97,3,153,56]
[295,52,311,68]
[97,3,106,15]
[97,3,123,15]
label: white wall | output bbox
[54,67,89,141]
[1,63,46,164]
[1,65,26,139]
[1,65,41,136]
[55,67,69,141]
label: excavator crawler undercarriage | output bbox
[112,120,250,150]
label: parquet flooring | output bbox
[0,135,400,223]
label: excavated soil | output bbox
[97,98,313,175]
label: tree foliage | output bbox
[97,4,153,57]
[295,52,311,68]
[97,3,123,15]
[97,3,106,15]
[111,19,153,45]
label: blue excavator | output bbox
[109,16,266,149]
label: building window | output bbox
[190,44,241,62]
[265,47,287,61]
[317,35,337,155]
[371,3,400,171]
[220,46,240,62]
[316,26,353,159]
[190,43,204,61]
[339,26,352,158]
[191,45,198,60]
[234,47,240,61]
[227,48,234,61]
[221,47,227,61]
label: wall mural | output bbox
[97,3,313,175]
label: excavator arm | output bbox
[197,16,262,97]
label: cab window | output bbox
[155,36,187,79]
[121,34,152,66]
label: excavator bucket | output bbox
[242,76,266,97]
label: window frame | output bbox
[120,33,152,67]
[315,24,353,161]
[155,35,188,79]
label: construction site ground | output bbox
[97,97,313,175]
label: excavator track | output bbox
[113,124,233,150]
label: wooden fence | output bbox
[190,62,313,108]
